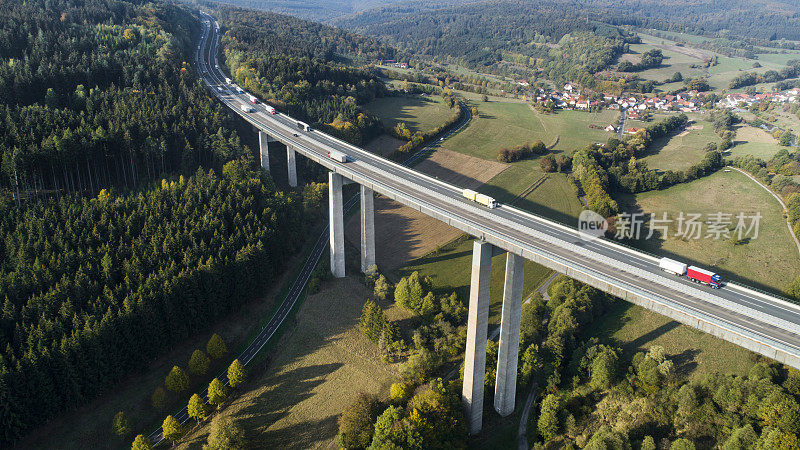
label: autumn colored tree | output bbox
[207,334,228,360]
[188,394,208,423]
[112,411,131,438]
[161,415,184,444]
[165,366,190,394]
[208,378,228,408]
[227,359,246,388]
[131,435,153,450]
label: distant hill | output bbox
[334,0,800,42]
[586,0,800,41]
[198,0,441,21]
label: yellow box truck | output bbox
[462,189,497,208]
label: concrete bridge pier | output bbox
[287,146,297,187]
[360,185,375,273]
[462,240,493,435]
[494,252,525,417]
[258,131,275,173]
[328,172,346,278]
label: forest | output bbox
[0,0,316,445]
[590,0,800,42]
[0,0,251,202]
[216,6,394,145]
[0,163,306,445]
[335,0,631,86]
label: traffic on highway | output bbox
[196,11,800,370]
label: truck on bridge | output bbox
[687,266,722,289]
[248,94,258,104]
[659,257,722,289]
[239,103,255,113]
[265,105,277,114]
[328,150,347,162]
[463,189,497,208]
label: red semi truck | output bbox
[658,258,722,289]
[686,266,722,289]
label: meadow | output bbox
[621,170,800,293]
[364,94,453,134]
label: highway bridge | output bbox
[196,12,800,435]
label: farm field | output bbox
[583,300,756,380]
[626,33,798,92]
[364,94,453,134]
[179,278,408,449]
[621,170,800,293]
[625,35,709,83]
[442,100,619,159]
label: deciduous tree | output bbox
[208,378,227,408]
[131,435,153,450]
[207,334,228,360]
[112,411,131,438]
[189,350,211,376]
[227,359,246,388]
[188,394,208,422]
[165,366,190,393]
[161,415,184,444]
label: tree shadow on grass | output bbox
[256,414,340,450]
[671,348,701,376]
[235,362,344,441]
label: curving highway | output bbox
[195,12,800,371]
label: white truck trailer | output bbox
[659,257,687,276]
[239,103,255,113]
[327,150,347,162]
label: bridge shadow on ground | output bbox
[587,301,704,377]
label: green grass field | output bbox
[583,300,756,380]
[364,94,453,134]
[621,170,800,293]
[729,124,784,159]
[443,100,618,159]
[626,35,708,83]
[626,33,798,92]
[640,119,719,171]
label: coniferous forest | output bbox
[0,0,309,445]
[216,6,394,145]
[0,0,248,202]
